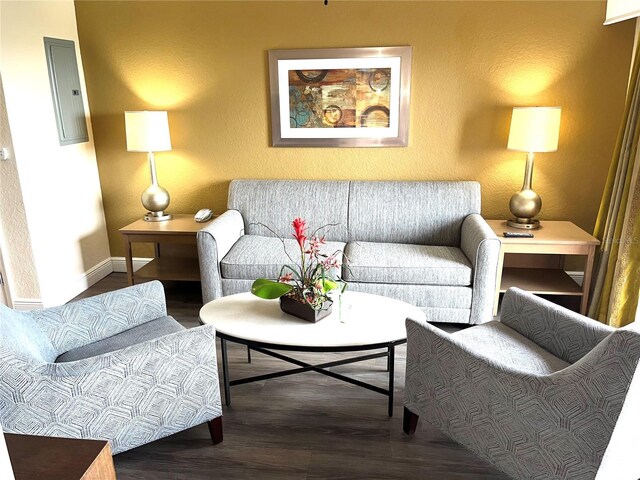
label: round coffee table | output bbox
[199,291,425,417]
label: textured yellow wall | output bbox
[74,1,634,257]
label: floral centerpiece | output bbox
[251,217,346,322]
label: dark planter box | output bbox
[280,295,332,323]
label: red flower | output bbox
[292,217,307,249]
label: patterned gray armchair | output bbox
[0,281,222,454]
[404,287,640,480]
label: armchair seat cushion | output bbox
[221,235,345,280]
[453,321,570,374]
[343,241,472,286]
[55,315,184,363]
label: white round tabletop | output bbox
[199,291,426,349]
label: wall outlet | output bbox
[0,148,9,161]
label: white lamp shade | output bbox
[125,111,172,152]
[604,0,640,25]
[507,107,561,153]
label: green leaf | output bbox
[321,278,337,293]
[251,279,294,299]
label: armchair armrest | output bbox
[406,316,639,386]
[197,209,245,303]
[34,324,217,377]
[460,214,500,324]
[29,281,167,356]
[500,287,614,364]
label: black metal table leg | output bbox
[215,333,405,416]
[221,338,231,406]
[388,344,395,417]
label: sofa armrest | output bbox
[197,209,245,303]
[460,214,500,324]
[501,287,614,363]
[29,281,167,355]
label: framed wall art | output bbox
[268,46,412,147]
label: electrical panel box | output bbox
[43,37,89,145]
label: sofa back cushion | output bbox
[347,181,481,246]
[228,179,350,241]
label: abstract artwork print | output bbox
[288,68,391,129]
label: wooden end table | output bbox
[5,433,116,479]
[120,214,212,285]
[487,220,600,316]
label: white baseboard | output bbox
[12,298,45,310]
[111,256,152,273]
[11,258,113,310]
[57,257,113,304]
[84,257,114,288]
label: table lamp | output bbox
[125,111,172,222]
[506,106,561,229]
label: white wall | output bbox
[596,361,640,480]
[0,0,111,307]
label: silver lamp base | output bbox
[508,152,542,230]
[141,152,171,222]
[144,211,172,222]
[507,218,540,230]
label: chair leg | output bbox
[403,407,419,435]
[207,417,223,444]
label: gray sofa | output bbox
[198,179,500,324]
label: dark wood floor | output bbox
[75,274,509,480]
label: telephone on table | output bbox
[194,209,213,223]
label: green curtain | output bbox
[589,47,640,327]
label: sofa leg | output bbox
[207,417,223,444]
[403,407,419,435]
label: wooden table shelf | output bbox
[134,257,201,282]
[500,268,583,296]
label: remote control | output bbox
[503,232,534,238]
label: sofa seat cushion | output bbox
[55,316,184,363]
[221,235,345,280]
[343,241,473,286]
[453,321,570,374]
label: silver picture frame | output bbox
[268,46,412,147]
